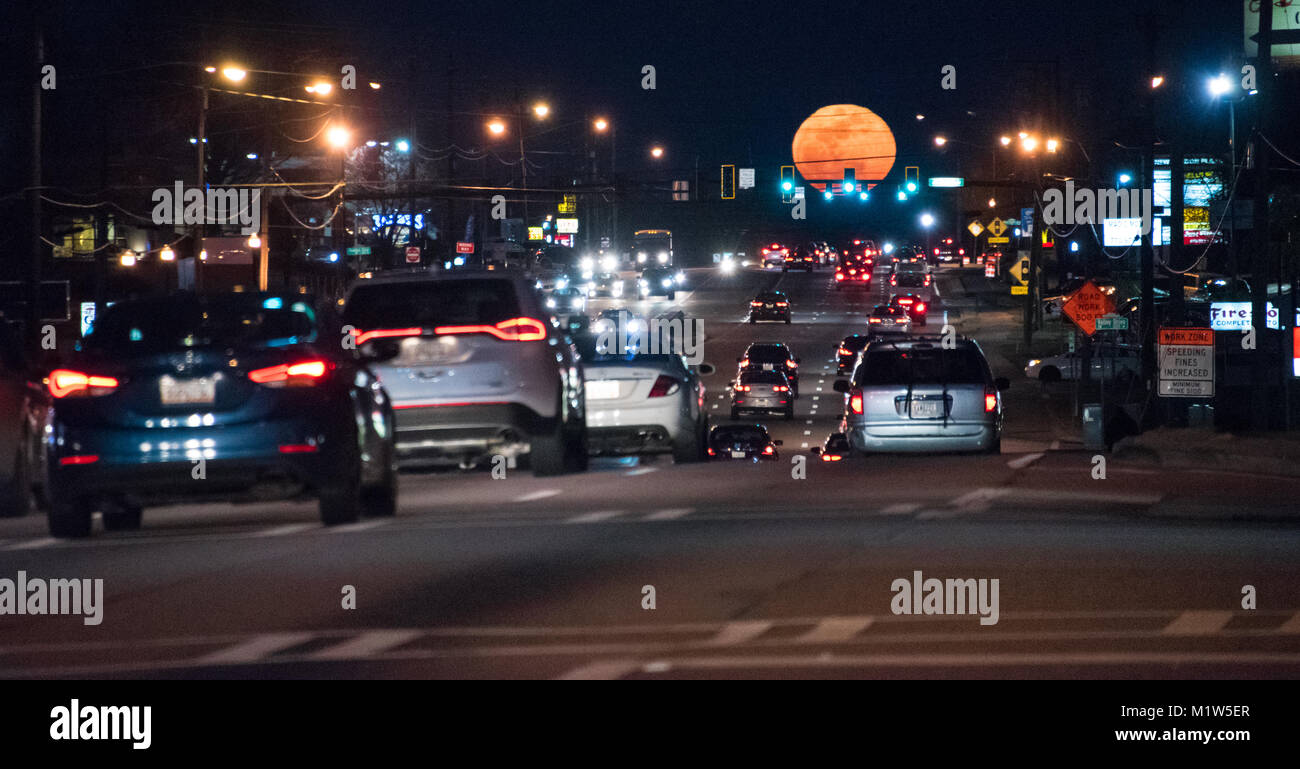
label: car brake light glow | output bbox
[750,300,763,307]
[869,317,881,323]
[773,385,789,392]
[959,248,965,255]
[59,455,99,466]
[648,375,680,398]
[47,370,120,398]
[916,303,926,312]
[736,384,751,392]
[248,359,330,385]
[850,387,864,414]
[434,316,547,342]
[898,297,914,305]
[762,444,775,455]
[775,301,788,307]
[821,453,843,462]
[351,327,423,345]
[786,359,798,368]
[890,276,897,286]
[837,346,849,356]
[279,444,319,454]
[924,275,932,286]
[738,358,749,367]
[933,248,940,255]
[707,447,716,456]
[985,387,998,412]
[835,273,845,281]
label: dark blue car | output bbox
[43,293,398,537]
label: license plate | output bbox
[160,376,216,406]
[585,380,620,400]
[910,400,943,418]
[731,450,747,459]
[762,363,774,371]
[765,304,774,308]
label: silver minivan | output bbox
[833,337,1008,454]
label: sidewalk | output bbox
[1113,427,1300,478]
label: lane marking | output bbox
[310,630,423,661]
[3,538,58,551]
[515,489,561,502]
[643,507,694,521]
[1278,613,1300,634]
[329,520,391,534]
[795,616,873,644]
[880,502,922,515]
[556,660,642,680]
[706,620,773,646]
[1162,610,1234,636]
[565,510,624,524]
[625,467,658,476]
[251,523,317,538]
[1007,452,1045,470]
[196,632,316,665]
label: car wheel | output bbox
[748,316,756,324]
[48,495,93,538]
[730,408,739,420]
[319,435,363,526]
[784,317,791,324]
[101,499,143,531]
[532,414,586,477]
[1039,367,1062,383]
[667,290,676,301]
[0,443,34,518]
[672,418,707,463]
[984,437,1002,455]
[361,455,398,517]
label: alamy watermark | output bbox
[890,569,999,626]
[593,311,704,365]
[151,182,260,235]
[0,571,103,626]
[1041,180,1153,235]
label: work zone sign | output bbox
[1157,327,1214,398]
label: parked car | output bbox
[1026,345,1141,382]
[0,319,48,517]
[44,293,398,537]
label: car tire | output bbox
[319,435,364,526]
[532,414,586,477]
[784,317,791,324]
[101,499,143,531]
[48,495,93,538]
[984,437,1002,455]
[1039,367,1062,383]
[748,317,756,324]
[361,457,398,517]
[0,443,34,518]
[729,408,739,420]
[672,418,706,464]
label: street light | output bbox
[326,125,351,149]
[533,102,550,119]
[247,234,261,249]
[1046,138,1060,153]
[1150,75,1165,89]
[1000,136,1012,146]
[1118,173,1132,185]
[487,118,507,136]
[395,139,410,152]
[221,67,247,83]
[933,135,947,147]
[159,246,175,262]
[988,197,997,208]
[1207,73,1232,97]
[1021,136,1039,153]
[920,213,935,228]
[650,146,664,159]
[119,250,137,267]
[593,117,608,132]
[306,81,333,95]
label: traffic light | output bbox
[904,166,919,194]
[842,168,856,194]
[780,165,795,202]
[721,164,736,200]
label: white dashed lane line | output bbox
[565,510,624,524]
[514,489,561,503]
[643,508,695,521]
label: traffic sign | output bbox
[968,220,984,237]
[1010,285,1028,295]
[987,218,1007,238]
[405,246,421,263]
[739,168,755,189]
[1158,327,1214,398]
[928,177,964,187]
[988,236,1009,245]
[1095,315,1129,331]
[346,246,371,255]
[1061,280,1117,336]
[455,242,474,254]
[1008,254,1031,285]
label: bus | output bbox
[632,230,673,268]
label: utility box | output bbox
[1082,403,1105,450]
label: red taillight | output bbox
[916,302,926,312]
[59,455,99,466]
[959,248,965,255]
[47,370,119,398]
[750,300,763,307]
[279,444,319,454]
[707,447,716,456]
[351,327,422,345]
[933,248,940,256]
[773,385,789,392]
[775,301,789,307]
[736,384,751,392]
[849,387,864,414]
[869,317,881,324]
[786,359,798,368]
[837,346,849,356]
[924,275,932,286]
[985,388,998,413]
[434,316,547,342]
[738,358,749,367]
[248,359,331,386]
[648,375,680,398]
[762,444,775,455]
[897,298,914,305]
[835,273,845,281]
[821,454,843,462]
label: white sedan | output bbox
[1026,347,1140,382]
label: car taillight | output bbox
[707,447,716,456]
[750,301,763,307]
[762,444,775,455]
[821,453,843,462]
[248,359,331,386]
[849,387,864,414]
[933,248,939,255]
[648,375,680,398]
[837,346,849,356]
[773,385,789,392]
[433,316,547,341]
[898,298,913,305]
[916,302,926,312]
[924,275,932,286]
[786,359,798,368]
[738,358,749,367]
[736,384,751,392]
[351,327,422,345]
[47,369,120,398]
[59,455,100,466]
[869,317,881,323]
[890,276,897,286]
[985,387,998,413]
[959,248,965,255]
[776,301,788,307]
[835,273,845,281]
[860,273,870,281]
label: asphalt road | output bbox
[2,263,1298,679]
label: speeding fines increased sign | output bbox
[1158,327,1214,398]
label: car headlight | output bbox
[662,279,673,288]
[601,256,617,272]
[546,298,557,308]
[580,257,594,272]
[637,252,647,263]
[675,271,685,284]
[1028,359,1041,367]
[720,260,735,273]
[657,252,669,263]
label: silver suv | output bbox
[833,337,1007,454]
[342,271,587,475]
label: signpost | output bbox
[1061,280,1116,337]
[455,242,474,254]
[1157,327,1215,398]
[739,168,755,189]
[405,246,421,264]
[968,220,984,237]
[1009,254,1031,286]
[986,217,1008,245]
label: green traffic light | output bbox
[906,182,917,193]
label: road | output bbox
[2,262,1299,679]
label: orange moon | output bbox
[791,104,896,191]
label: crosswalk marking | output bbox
[197,632,315,665]
[1162,611,1234,636]
[309,630,423,660]
[795,616,873,643]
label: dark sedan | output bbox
[707,424,781,462]
[42,293,398,537]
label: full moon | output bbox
[791,104,896,191]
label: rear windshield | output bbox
[84,296,318,354]
[895,274,927,286]
[746,345,788,360]
[855,347,990,386]
[739,371,787,384]
[711,426,766,443]
[574,333,677,366]
[755,293,784,301]
[841,335,870,349]
[871,307,903,317]
[345,279,521,329]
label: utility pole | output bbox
[1249,3,1275,431]
[28,23,44,338]
[195,85,208,292]
[1138,12,1158,408]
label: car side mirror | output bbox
[810,446,823,456]
[832,380,850,393]
[697,363,715,376]
[774,440,784,446]
[995,377,1011,391]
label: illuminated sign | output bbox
[1209,301,1280,331]
[528,226,544,241]
[1102,217,1165,247]
[371,213,425,230]
[555,218,579,234]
